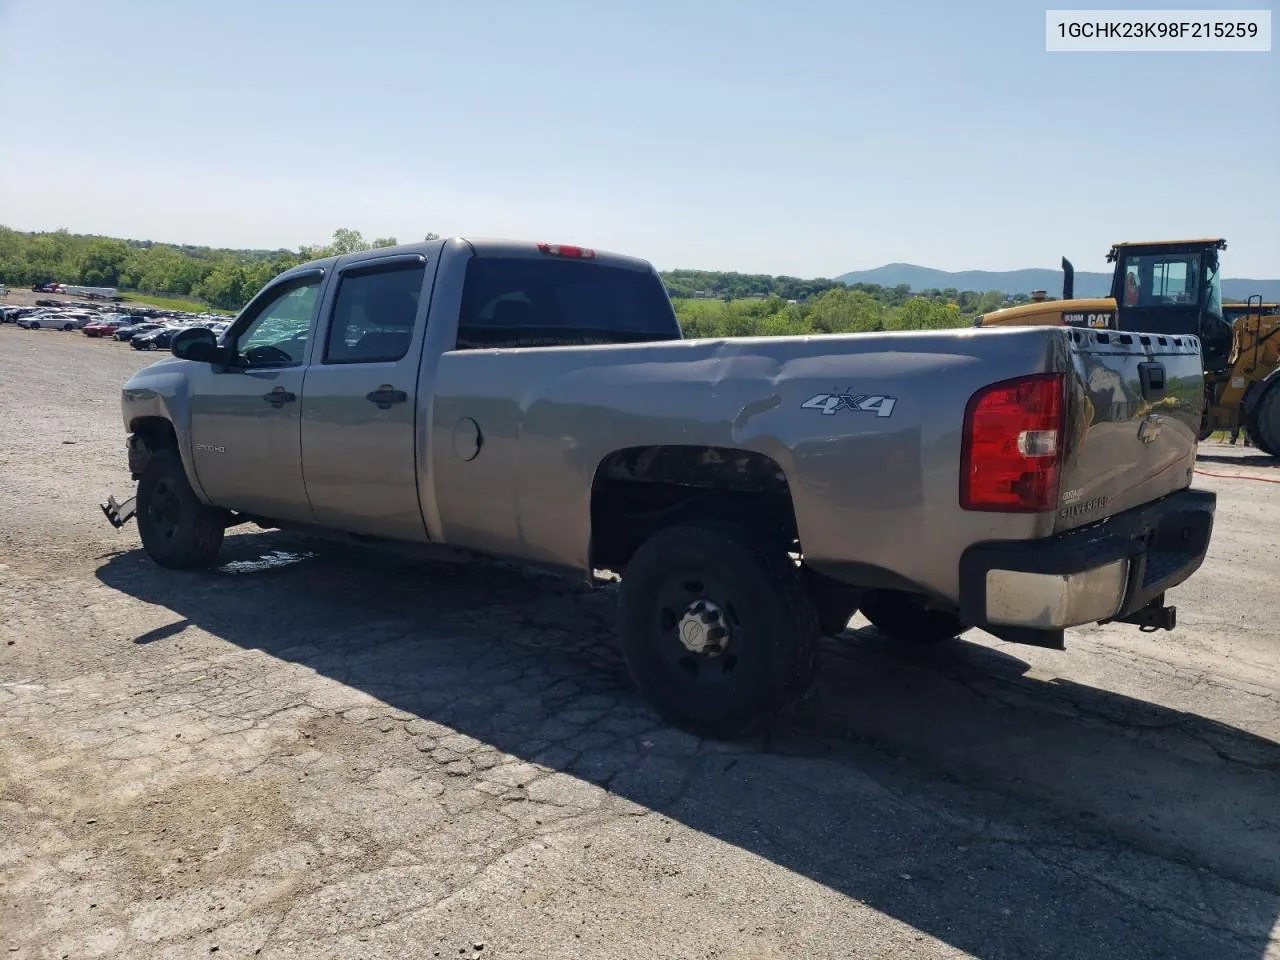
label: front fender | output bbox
[121,358,208,503]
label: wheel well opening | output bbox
[589,445,799,573]
[130,417,177,452]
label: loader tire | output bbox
[136,451,226,569]
[618,520,819,740]
[860,589,969,645]
[1250,385,1280,459]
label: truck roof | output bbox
[287,237,656,280]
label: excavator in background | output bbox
[976,238,1280,457]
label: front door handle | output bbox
[263,387,296,408]
[366,385,408,410]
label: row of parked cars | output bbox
[1,303,233,350]
[87,315,233,350]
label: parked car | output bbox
[83,317,133,337]
[104,237,1218,738]
[131,324,192,350]
[18,313,84,331]
[114,322,167,342]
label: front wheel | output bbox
[618,521,819,739]
[860,589,969,645]
[136,451,227,569]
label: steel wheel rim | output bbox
[146,478,182,540]
[652,572,742,686]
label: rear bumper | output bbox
[959,488,1216,643]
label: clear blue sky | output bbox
[1,0,1276,277]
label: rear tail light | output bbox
[960,373,1066,512]
[537,242,595,259]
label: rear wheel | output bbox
[136,451,226,569]
[811,587,861,637]
[1250,385,1280,458]
[860,589,968,645]
[618,521,819,739]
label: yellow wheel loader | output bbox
[1213,297,1280,455]
[976,239,1280,456]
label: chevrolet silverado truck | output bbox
[102,238,1217,737]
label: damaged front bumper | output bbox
[101,434,151,529]
[100,493,136,529]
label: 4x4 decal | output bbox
[801,392,897,417]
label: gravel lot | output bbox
[2,324,1278,960]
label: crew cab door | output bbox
[188,272,325,523]
[299,253,434,541]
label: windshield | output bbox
[1118,252,1202,309]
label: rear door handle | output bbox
[366,386,408,409]
[264,388,296,408]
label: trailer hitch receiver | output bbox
[1109,594,1177,633]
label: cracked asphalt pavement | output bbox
[2,325,1279,959]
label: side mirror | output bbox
[171,326,230,364]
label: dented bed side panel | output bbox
[426,326,1071,599]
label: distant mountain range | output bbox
[837,262,1280,302]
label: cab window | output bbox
[323,261,425,364]
[455,257,681,349]
[1122,253,1201,307]
[235,279,322,366]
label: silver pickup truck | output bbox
[103,237,1217,737]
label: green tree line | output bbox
[1,225,1022,332]
[0,226,438,311]
[673,288,976,338]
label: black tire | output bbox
[136,451,226,569]
[1250,385,1280,459]
[29,322,40,330]
[860,589,968,645]
[618,521,819,739]
[812,588,860,637]
[62,323,73,331]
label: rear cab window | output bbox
[456,257,681,349]
[324,260,426,364]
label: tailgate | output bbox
[1055,329,1203,534]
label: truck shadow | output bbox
[95,531,1280,960]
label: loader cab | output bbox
[1107,239,1232,372]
